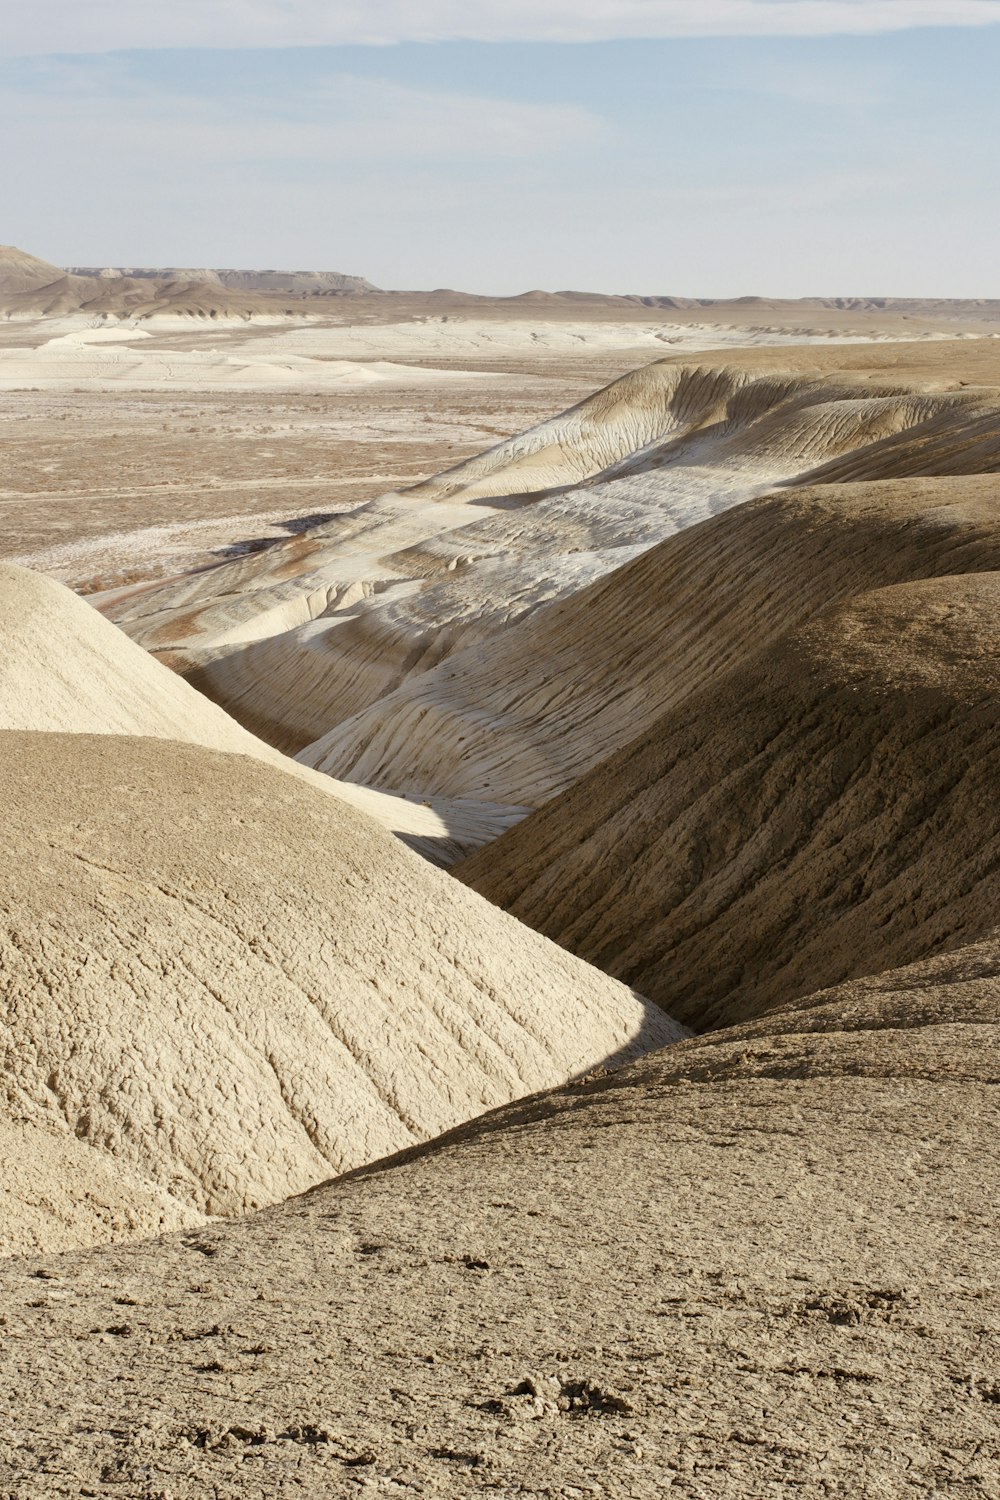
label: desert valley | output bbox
[0,238,999,1498]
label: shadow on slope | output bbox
[303,476,1000,807]
[459,566,1000,1032]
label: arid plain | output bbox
[1,245,999,1497]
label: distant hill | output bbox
[67,264,378,294]
[0,244,378,319]
[0,245,70,292]
[5,242,1000,324]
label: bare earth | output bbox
[3,256,1000,1497]
[0,376,613,591]
[0,956,995,1498]
[3,277,999,592]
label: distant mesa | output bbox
[67,265,378,294]
[0,243,378,320]
[6,244,1000,320]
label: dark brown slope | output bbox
[459,566,1000,1032]
[0,941,995,1497]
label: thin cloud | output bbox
[0,64,606,163]
[6,0,1000,55]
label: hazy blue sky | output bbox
[4,1,1000,295]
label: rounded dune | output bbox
[0,731,681,1256]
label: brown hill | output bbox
[459,562,1000,1032]
[0,244,68,291]
[0,244,374,321]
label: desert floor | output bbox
[3,298,995,590]
[3,292,1000,1497]
[0,379,603,590]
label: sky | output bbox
[4,1,1000,296]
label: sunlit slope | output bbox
[0,937,993,1494]
[460,569,1000,1031]
[0,562,524,862]
[303,476,1000,805]
[101,348,1000,766]
[0,732,680,1257]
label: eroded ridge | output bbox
[97,355,1000,811]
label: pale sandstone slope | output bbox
[303,476,1000,806]
[100,352,1000,764]
[0,562,524,862]
[0,732,680,1258]
[0,940,994,1497]
[460,568,1000,1032]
